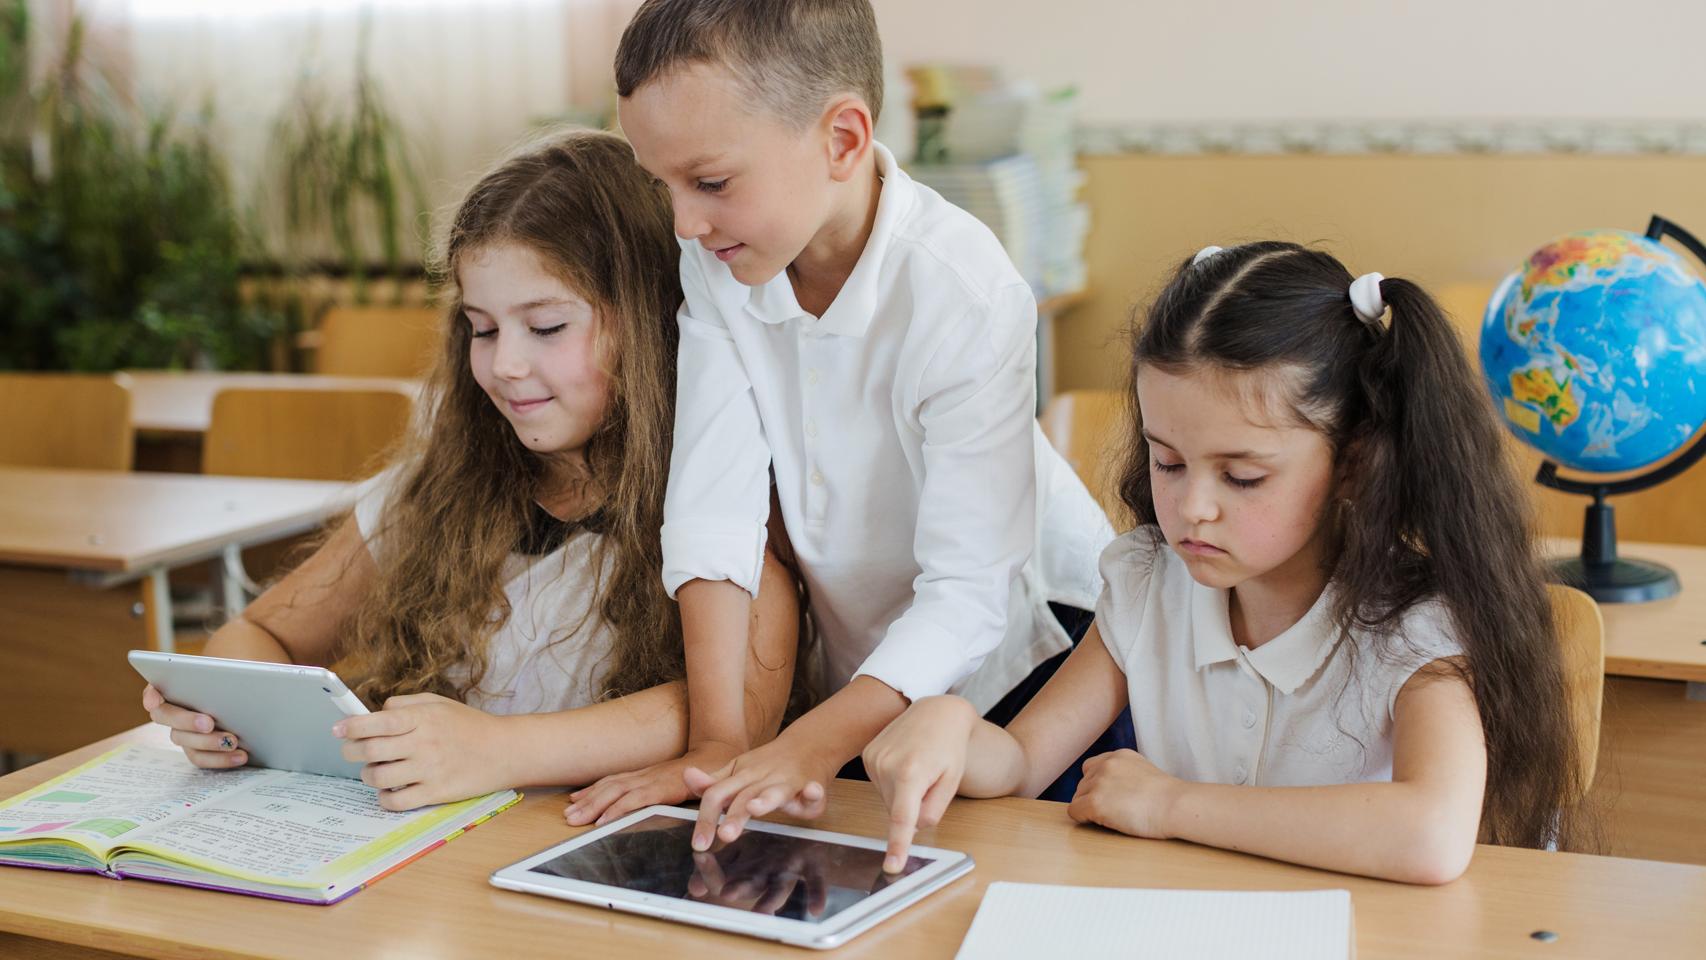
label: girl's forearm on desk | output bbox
[502,682,690,787]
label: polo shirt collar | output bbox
[742,140,911,339]
[1192,578,1341,695]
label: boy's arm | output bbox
[659,251,776,757]
[563,541,799,825]
[1068,663,1487,885]
[852,283,1039,705]
[683,675,909,850]
[677,580,756,755]
[687,285,1044,845]
[863,626,1131,870]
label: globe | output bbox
[1480,228,1706,473]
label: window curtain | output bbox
[48,0,640,257]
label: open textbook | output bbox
[0,745,519,904]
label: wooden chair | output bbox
[1040,389,1132,527]
[311,305,444,378]
[0,373,133,470]
[202,387,413,482]
[201,386,412,612]
[1548,584,1605,795]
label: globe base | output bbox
[1550,556,1680,604]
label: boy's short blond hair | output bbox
[615,0,883,129]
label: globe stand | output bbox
[1542,484,1679,603]
[1531,214,1706,602]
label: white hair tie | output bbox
[1192,245,1224,266]
[1348,272,1387,325]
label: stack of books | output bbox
[905,72,1088,301]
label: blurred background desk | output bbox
[0,468,350,757]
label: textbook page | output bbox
[955,883,1352,960]
[0,746,267,857]
[119,765,485,884]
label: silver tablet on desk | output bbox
[128,651,369,779]
[490,805,973,949]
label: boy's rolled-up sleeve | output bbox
[660,254,772,598]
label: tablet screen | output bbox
[527,814,931,924]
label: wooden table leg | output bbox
[0,567,150,756]
[139,569,174,655]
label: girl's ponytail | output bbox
[1343,277,1588,849]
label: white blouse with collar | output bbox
[1096,528,1465,787]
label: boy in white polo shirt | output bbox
[566,0,1116,846]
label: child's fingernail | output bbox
[229,752,246,765]
[692,833,709,851]
[884,856,901,873]
[331,722,345,737]
[195,716,212,733]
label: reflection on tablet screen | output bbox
[528,815,930,923]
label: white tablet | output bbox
[490,805,973,949]
[128,651,369,779]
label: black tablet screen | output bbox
[528,815,931,924]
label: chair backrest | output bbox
[0,373,133,470]
[313,306,443,378]
[1039,389,1131,527]
[1548,584,1605,795]
[203,387,413,481]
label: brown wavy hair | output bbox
[344,128,685,706]
[1117,241,1591,850]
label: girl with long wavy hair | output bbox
[141,129,799,812]
[861,241,1590,883]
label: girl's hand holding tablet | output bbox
[141,684,248,769]
[334,693,509,811]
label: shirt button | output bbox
[1233,764,1248,784]
[810,470,825,486]
[805,419,819,439]
[806,369,821,387]
[1242,711,1256,729]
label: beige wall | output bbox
[871,0,1706,124]
[1059,153,1706,391]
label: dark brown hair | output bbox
[1118,241,1589,850]
[345,128,685,705]
[614,0,884,128]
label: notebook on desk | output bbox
[955,882,1353,960]
[0,745,518,904]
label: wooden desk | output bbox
[1542,539,1706,685]
[116,372,418,437]
[0,468,350,755]
[1,726,1701,960]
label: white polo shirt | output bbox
[661,141,1113,712]
[1096,528,1465,787]
[354,469,617,715]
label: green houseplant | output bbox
[0,2,282,372]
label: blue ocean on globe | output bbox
[1479,229,1706,473]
